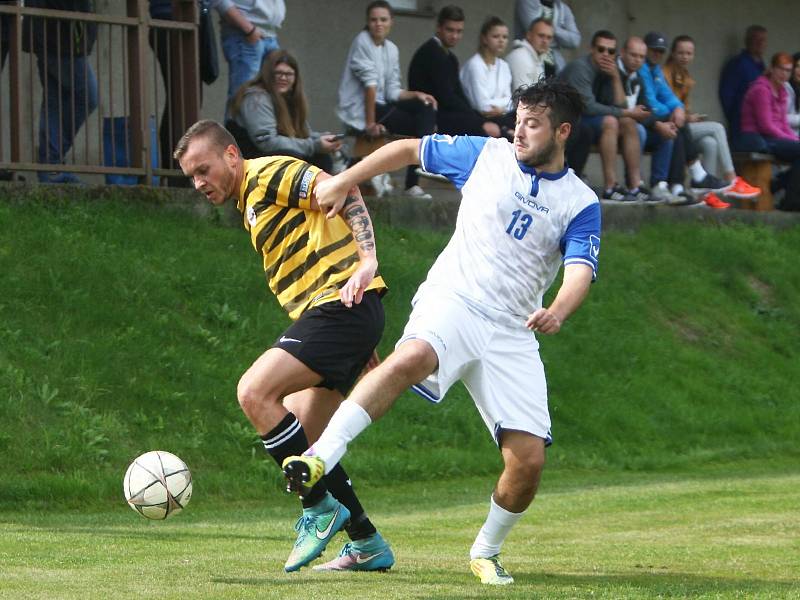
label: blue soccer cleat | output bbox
[284,492,350,572]
[312,532,395,572]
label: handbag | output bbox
[199,0,219,85]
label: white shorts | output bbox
[396,284,552,445]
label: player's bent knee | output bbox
[236,376,275,416]
[388,340,438,383]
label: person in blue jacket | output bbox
[640,32,727,200]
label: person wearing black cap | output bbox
[639,31,727,203]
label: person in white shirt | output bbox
[513,0,580,72]
[507,17,556,92]
[283,79,601,586]
[460,16,514,138]
[337,0,437,198]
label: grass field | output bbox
[1,192,799,598]
[2,461,798,599]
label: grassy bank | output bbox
[0,194,798,507]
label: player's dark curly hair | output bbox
[512,78,584,131]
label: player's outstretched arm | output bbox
[526,264,593,334]
[315,139,421,218]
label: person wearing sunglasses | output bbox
[559,30,651,202]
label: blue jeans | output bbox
[36,54,98,169]
[637,124,675,185]
[221,33,280,104]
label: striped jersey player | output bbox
[174,120,395,574]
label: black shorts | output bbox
[272,290,385,396]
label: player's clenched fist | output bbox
[315,175,350,219]
[525,308,562,335]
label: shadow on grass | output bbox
[210,570,796,598]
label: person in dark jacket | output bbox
[407,5,501,137]
[718,25,766,139]
[24,0,98,183]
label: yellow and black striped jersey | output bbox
[236,156,386,320]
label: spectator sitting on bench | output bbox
[227,50,341,172]
[460,16,515,139]
[512,0,580,73]
[663,34,761,202]
[616,37,680,204]
[337,0,437,199]
[408,5,503,139]
[719,25,767,140]
[559,30,651,202]
[737,52,800,211]
[641,31,731,205]
[786,52,800,137]
[507,17,556,93]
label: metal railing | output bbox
[0,0,200,185]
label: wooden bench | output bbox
[732,152,776,211]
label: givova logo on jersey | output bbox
[590,235,600,259]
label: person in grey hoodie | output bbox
[228,50,341,172]
[337,0,437,197]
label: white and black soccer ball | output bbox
[123,450,193,520]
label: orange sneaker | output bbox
[725,176,761,199]
[704,192,731,209]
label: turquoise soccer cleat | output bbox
[312,532,395,572]
[284,492,350,572]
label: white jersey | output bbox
[418,134,601,326]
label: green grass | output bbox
[1,462,798,599]
[0,194,799,507]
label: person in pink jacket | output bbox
[736,52,800,210]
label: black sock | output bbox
[324,463,377,541]
[260,413,327,508]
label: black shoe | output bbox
[601,185,634,203]
[690,173,728,193]
[629,185,653,202]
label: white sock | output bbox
[689,160,706,181]
[671,183,685,195]
[469,495,525,560]
[307,400,372,474]
[656,180,669,190]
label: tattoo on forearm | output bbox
[344,204,365,219]
[345,199,374,254]
[344,194,359,207]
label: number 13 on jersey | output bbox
[506,209,533,240]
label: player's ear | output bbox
[556,122,572,143]
[224,143,240,166]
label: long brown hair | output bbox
[229,50,309,138]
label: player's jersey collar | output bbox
[517,162,569,197]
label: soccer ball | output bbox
[123,450,193,520]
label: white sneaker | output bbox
[370,174,387,197]
[414,167,449,182]
[403,185,432,199]
[381,173,394,194]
